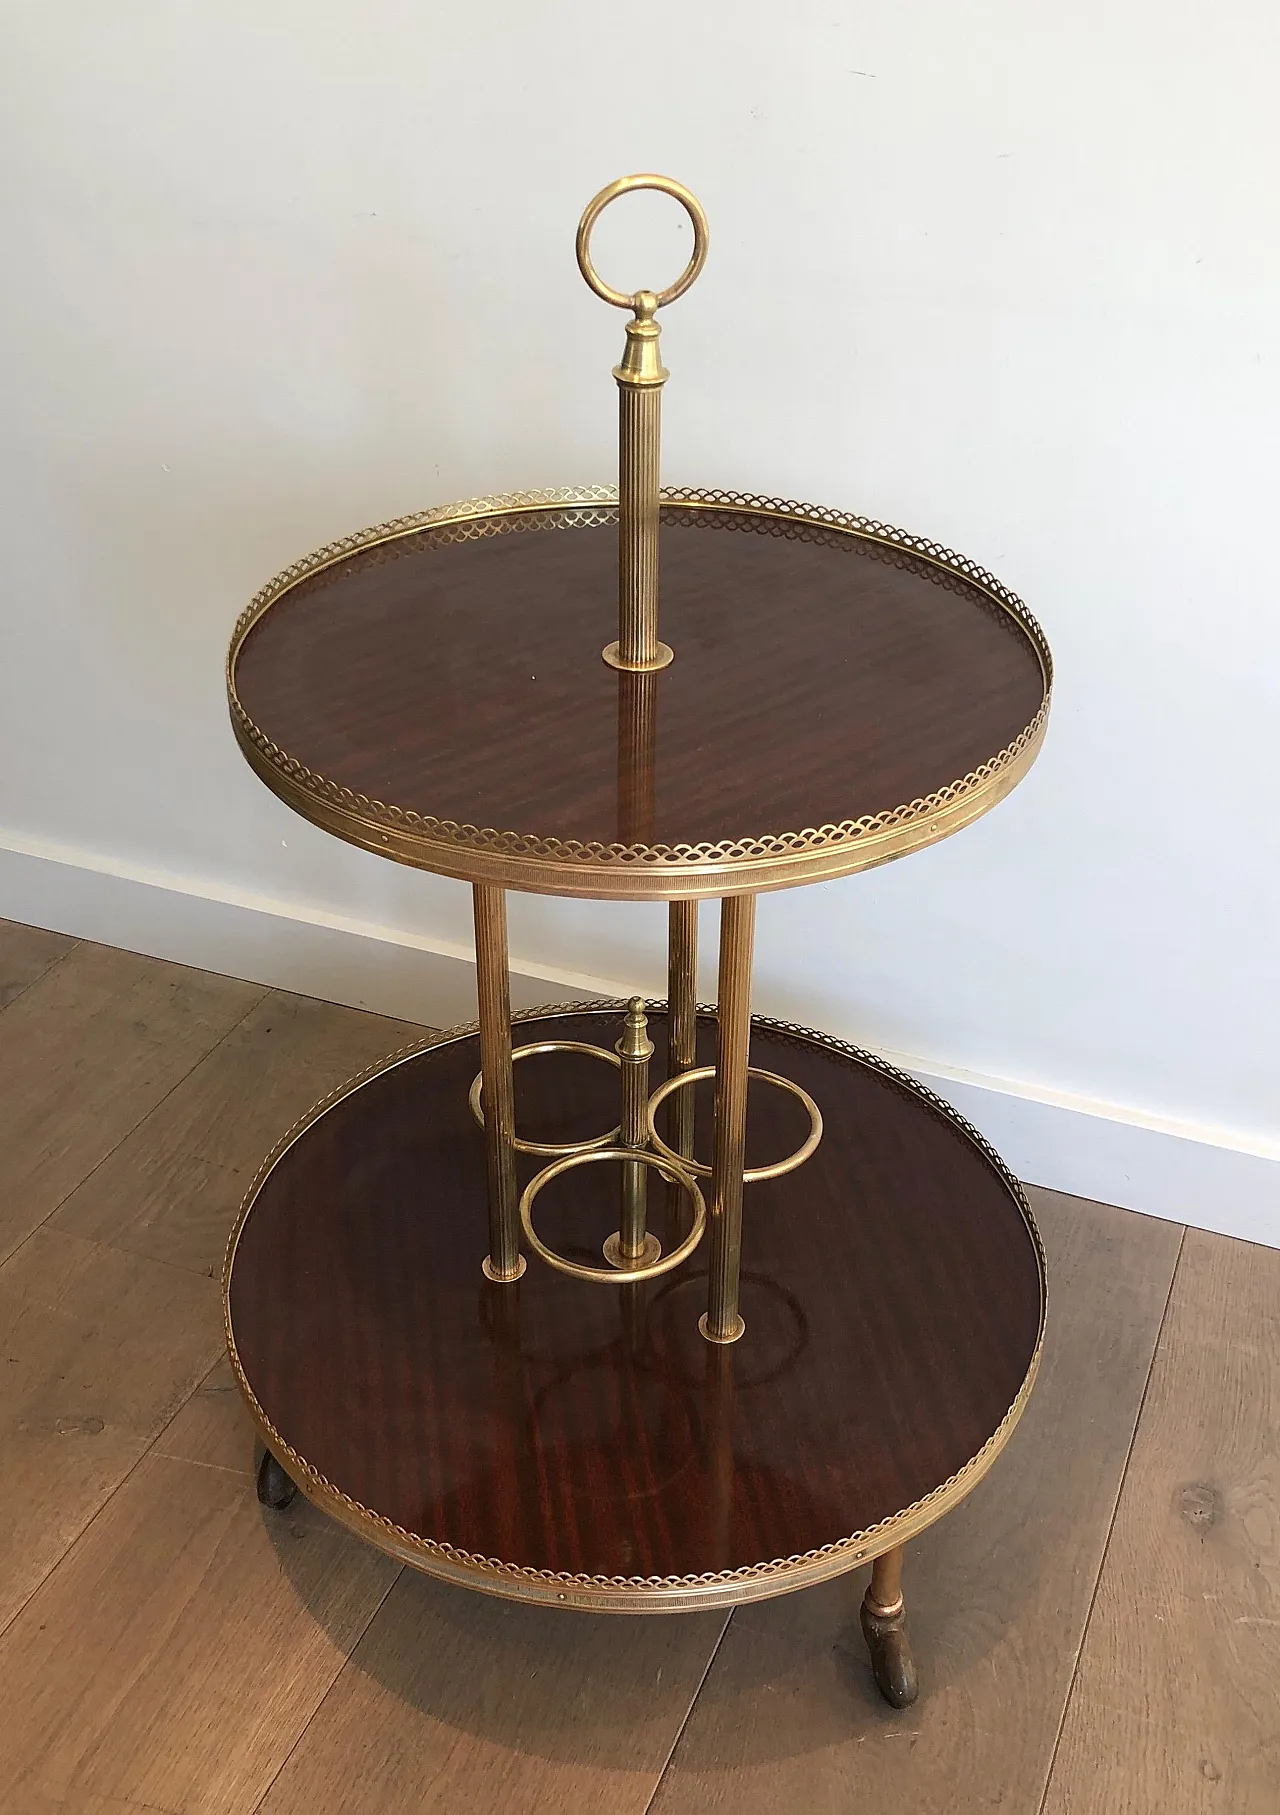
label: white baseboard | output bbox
[3,830,1277,1249]
[885,1055,1280,1250]
[0,831,615,1029]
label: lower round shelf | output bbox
[224,1005,1045,1612]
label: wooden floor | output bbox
[0,919,1275,1814]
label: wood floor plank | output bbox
[0,919,77,1012]
[257,1578,727,1813]
[1042,1228,1280,1814]
[0,941,263,1264]
[155,1350,389,1549]
[152,1355,386,1552]
[3,1784,182,1813]
[154,1356,253,1477]
[0,1228,223,1632]
[0,1451,399,1814]
[50,990,426,1278]
[647,1189,1183,1815]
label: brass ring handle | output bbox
[576,174,709,312]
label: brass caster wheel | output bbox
[256,1448,298,1511]
[860,1597,920,1709]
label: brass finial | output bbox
[616,997,654,1063]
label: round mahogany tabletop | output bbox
[229,489,1051,900]
[225,1006,1045,1611]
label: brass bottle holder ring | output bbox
[519,1146,707,1285]
[469,1039,622,1157]
[645,1065,824,1182]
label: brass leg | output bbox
[605,999,661,1269]
[705,1333,736,1571]
[473,884,525,1283]
[700,893,756,1344]
[860,1546,919,1708]
[667,900,699,1162]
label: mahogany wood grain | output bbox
[233,513,1046,850]
[228,1009,1043,1585]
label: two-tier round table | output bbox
[223,476,1051,1708]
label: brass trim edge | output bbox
[223,1000,1047,1613]
[226,487,1052,901]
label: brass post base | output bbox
[482,1254,527,1284]
[602,638,674,672]
[698,1311,745,1345]
[603,1231,662,1270]
[860,1584,919,1708]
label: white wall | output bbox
[3,4,1278,1233]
